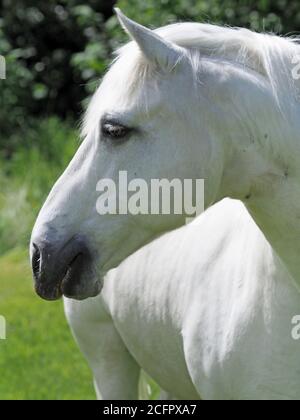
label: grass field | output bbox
[0,248,96,400]
[0,248,159,400]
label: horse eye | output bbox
[101,121,131,140]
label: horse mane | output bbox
[82,23,300,138]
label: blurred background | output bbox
[0,0,300,400]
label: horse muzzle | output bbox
[30,234,102,301]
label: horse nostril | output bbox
[31,243,41,280]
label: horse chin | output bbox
[61,276,103,301]
[59,254,100,300]
[35,257,103,302]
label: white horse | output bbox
[31,9,300,399]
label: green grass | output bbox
[0,248,160,400]
[0,248,95,400]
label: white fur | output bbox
[65,199,300,400]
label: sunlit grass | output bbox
[0,248,95,400]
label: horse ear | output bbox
[114,8,184,71]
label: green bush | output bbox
[0,0,116,144]
[115,0,300,32]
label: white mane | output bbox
[82,22,300,138]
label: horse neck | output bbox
[241,112,300,287]
[214,72,300,285]
[246,184,300,288]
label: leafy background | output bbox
[0,0,299,400]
